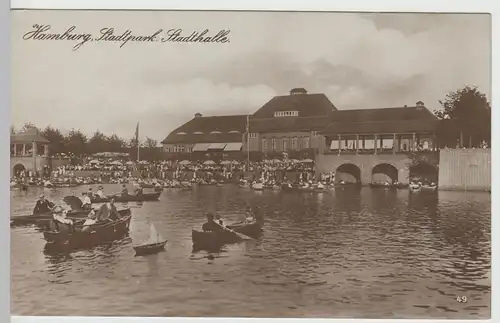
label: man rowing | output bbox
[33,194,55,214]
[202,213,225,232]
[96,198,121,222]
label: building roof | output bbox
[249,116,331,133]
[161,115,247,144]
[11,128,49,144]
[322,106,439,135]
[252,93,337,118]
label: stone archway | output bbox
[409,161,438,182]
[13,164,26,177]
[371,163,399,184]
[335,163,361,184]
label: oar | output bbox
[218,223,254,240]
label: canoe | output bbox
[90,192,160,203]
[11,208,130,227]
[43,211,132,247]
[133,240,167,256]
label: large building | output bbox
[161,88,439,183]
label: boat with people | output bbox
[192,211,263,249]
[421,183,438,192]
[281,182,326,193]
[90,191,161,203]
[252,182,264,191]
[43,209,132,247]
[133,222,167,256]
[11,194,131,227]
[409,182,422,192]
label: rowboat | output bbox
[421,184,438,192]
[252,183,264,191]
[43,211,132,247]
[192,220,263,248]
[192,229,241,247]
[370,182,393,189]
[10,207,130,227]
[133,222,167,256]
[90,192,160,203]
[409,183,421,192]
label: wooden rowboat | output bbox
[192,221,263,248]
[192,229,241,247]
[10,207,132,227]
[43,211,132,247]
[90,191,160,203]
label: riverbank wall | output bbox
[438,148,491,191]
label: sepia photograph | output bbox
[10,9,491,319]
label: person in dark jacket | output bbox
[33,194,54,214]
[202,213,224,232]
[96,198,120,222]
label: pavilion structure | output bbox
[10,128,50,177]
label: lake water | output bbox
[10,184,491,319]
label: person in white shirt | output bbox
[80,192,92,210]
[52,206,73,225]
[82,210,97,232]
[96,186,104,198]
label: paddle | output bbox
[215,221,254,241]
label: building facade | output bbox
[10,128,50,177]
[161,89,439,183]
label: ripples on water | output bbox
[11,185,491,318]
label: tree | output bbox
[107,134,126,152]
[145,137,158,148]
[129,138,141,148]
[64,129,88,156]
[20,122,38,132]
[88,131,109,153]
[41,126,66,154]
[11,125,16,135]
[435,86,491,147]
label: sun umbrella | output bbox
[139,160,149,165]
[89,159,100,164]
[301,159,314,163]
[272,159,281,164]
[220,160,231,165]
[179,160,191,165]
[109,160,122,165]
[203,160,216,165]
[125,161,135,165]
[231,160,240,165]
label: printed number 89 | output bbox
[456,296,468,303]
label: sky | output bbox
[12,10,491,143]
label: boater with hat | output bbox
[52,206,73,225]
[202,213,224,232]
[33,194,55,214]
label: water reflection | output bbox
[10,184,490,319]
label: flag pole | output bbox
[136,122,140,162]
[246,114,250,170]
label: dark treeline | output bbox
[11,124,163,160]
[434,85,491,148]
